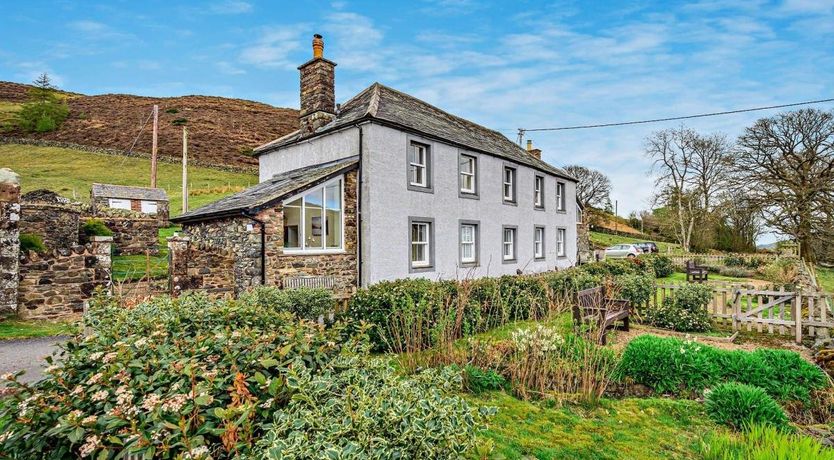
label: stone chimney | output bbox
[526,140,542,160]
[298,34,337,136]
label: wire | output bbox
[520,97,834,133]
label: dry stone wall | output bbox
[19,203,81,250]
[0,169,21,316]
[97,216,161,255]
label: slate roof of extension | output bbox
[171,156,359,223]
[91,183,168,201]
[254,83,574,181]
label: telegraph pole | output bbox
[182,126,188,213]
[150,104,159,188]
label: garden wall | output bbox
[97,216,161,255]
[17,236,113,320]
[0,170,21,315]
[19,201,81,250]
[168,235,237,297]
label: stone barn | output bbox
[91,183,169,222]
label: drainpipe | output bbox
[357,126,364,288]
[243,211,267,285]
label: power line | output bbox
[516,97,834,142]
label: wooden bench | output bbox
[685,260,709,283]
[573,286,631,345]
[283,276,337,290]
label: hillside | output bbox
[0,81,298,170]
[1,144,257,217]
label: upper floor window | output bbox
[283,177,343,252]
[534,175,545,209]
[557,228,566,257]
[460,222,478,265]
[503,166,516,203]
[408,142,431,189]
[556,182,566,211]
[410,218,434,270]
[534,226,545,259]
[459,154,477,195]
[502,226,517,261]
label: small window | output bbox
[408,142,429,188]
[502,226,517,261]
[534,175,545,208]
[140,200,158,214]
[557,228,566,257]
[410,220,432,269]
[534,226,545,259]
[108,198,131,210]
[460,222,478,265]
[459,154,476,194]
[556,182,566,211]
[503,167,516,202]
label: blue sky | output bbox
[2,0,833,241]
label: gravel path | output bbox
[0,336,68,384]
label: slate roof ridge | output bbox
[91,183,169,201]
[365,83,381,118]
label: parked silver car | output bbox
[604,244,641,258]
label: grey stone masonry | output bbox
[298,35,336,136]
[0,169,21,316]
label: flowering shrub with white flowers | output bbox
[645,283,713,332]
[0,291,366,459]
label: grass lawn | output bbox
[0,319,76,340]
[590,231,682,253]
[1,144,256,217]
[470,392,715,460]
[816,266,834,293]
[658,271,757,284]
[112,226,179,282]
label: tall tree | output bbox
[688,133,732,211]
[733,108,834,261]
[562,165,612,208]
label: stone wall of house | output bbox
[19,202,82,250]
[17,236,112,320]
[97,216,161,255]
[0,169,21,316]
[170,169,359,299]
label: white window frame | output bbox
[410,220,432,269]
[282,176,345,255]
[534,175,545,209]
[459,154,476,195]
[556,182,566,211]
[557,228,566,257]
[503,166,516,202]
[534,226,545,259]
[140,200,158,214]
[108,198,131,210]
[502,226,517,261]
[459,222,477,265]
[409,143,428,188]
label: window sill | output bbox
[555,209,567,214]
[502,200,517,207]
[501,258,517,264]
[409,265,435,273]
[459,191,479,200]
[407,184,434,194]
[460,261,479,268]
[534,256,546,261]
[282,249,346,256]
[534,206,545,211]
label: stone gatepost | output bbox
[0,169,21,316]
[167,235,190,296]
[89,235,113,288]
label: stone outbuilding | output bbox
[91,183,169,222]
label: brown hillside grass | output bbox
[0,81,298,169]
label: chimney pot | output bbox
[526,140,533,152]
[312,34,324,59]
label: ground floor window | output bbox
[108,198,131,210]
[503,226,517,261]
[460,222,478,265]
[282,177,343,251]
[140,200,158,214]
[410,218,433,269]
[557,228,566,257]
[534,226,545,259]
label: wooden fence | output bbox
[648,283,833,343]
[666,253,779,267]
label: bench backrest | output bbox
[577,286,604,309]
[283,276,337,290]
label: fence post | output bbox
[794,293,802,344]
[732,289,741,332]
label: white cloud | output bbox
[68,20,134,41]
[239,25,308,68]
[209,1,253,14]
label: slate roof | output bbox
[254,83,575,181]
[171,156,359,223]
[91,183,168,201]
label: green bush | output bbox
[81,219,114,237]
[724,256,746,267]
[463,365,507,394]
[644,283,713,332]
[700,424,834,460]
[0,292,361,458]
[705,383,790,431]
[239,286,334,320]
[745,258,766,269]
[718,266,752,278]
[617,335,829,403]
[19,233,46,253]
[254,358,493,459]
[642,254,674,278]
[758,258,799,287]
[14,91,69,133]
[580,258,648,277]
[613,273,655,307]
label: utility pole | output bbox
[182,126,188,213]
[615,200,618,233]
[150,104,159,188]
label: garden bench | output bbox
[573,286,631,345]
[685,260,709,283]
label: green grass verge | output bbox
[590,231,682,253]
[112,226,179,282]
[0,319,76,340]
[659,272,757,284]
[469,392,715,460]
[1,144,256,217]
[816,266,834,293]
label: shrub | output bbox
[642,254,674,278]
[238,286,333,320]
[699,424,834,460]
[0,292,361,458]
[724,255,746,267]
[705,383,790,431]
[613,273,655,307]
[253,358,493,459]
[462,365,507,393]
[617,335,830,403]
[644,283,713,332]
[14,95,69,133]
[759,258,799,286]
[19,233,46,253]
[745,258,766,269]
[81,219,114,237]
[718,266,752,278]
[580,258,648,277]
